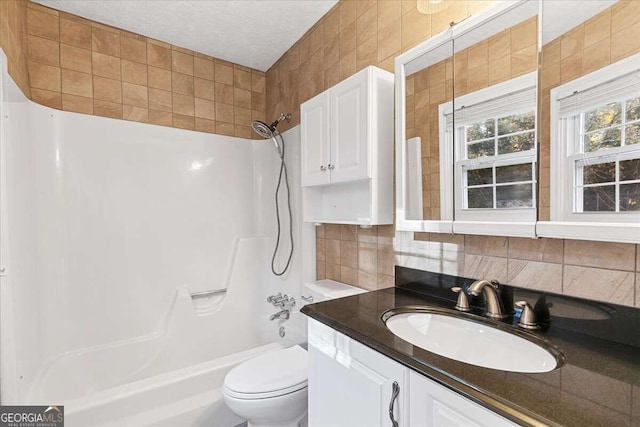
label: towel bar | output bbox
[190,289,227,298]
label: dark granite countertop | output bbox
[301,267,640,427]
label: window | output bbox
[550,54,640,226]
[572,97,640,213]
[443,72,538,229]
[463,111,536,210]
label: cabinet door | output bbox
[308,320,407,427]
[408,371,517,427]
[329,71,370,183]
[301,91,331,187]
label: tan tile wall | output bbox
[266,0,493,133]
[405,16,538,220]
[539,1,640,220]
[316,224,396,290]
[0,0,31,97]
[317,226,640,306]
[410,234,639,307]
[14,1,266,136]
[4,0,638,305]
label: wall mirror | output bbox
[536,0,640,243]
[397,36,454,232]
[396,0,542,237]
[450,0,540,237]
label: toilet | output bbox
[222,280,366,427]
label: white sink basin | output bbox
[383,307,563,373]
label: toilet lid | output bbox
[223,345,308,399]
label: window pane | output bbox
[625,96,640,122]
[467,167,493,186]
[498,111,535,135]
[584,102,622,132]
[496,184,533,208]
[496,164,533,183]
[583,161,616,184]
[466,119,495,142]
[620,183,640,211]
[584,127,621,152]
[620,158,640,181]
[467,187,493,208]
[498,131,535,154]
[582,186,616,212]
[467,139,495,159]
[626,123,640,145]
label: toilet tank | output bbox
[302,279,367,304]
[284,280,367,346]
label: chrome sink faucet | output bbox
[468,280,507,319]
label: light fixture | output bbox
[417,0,452,14]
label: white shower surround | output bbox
[0,52,314,426]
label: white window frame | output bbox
[539,52,640,244]
[440,72,538,237]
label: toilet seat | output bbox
[223,345,308,400]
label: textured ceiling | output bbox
[34,0,338,72]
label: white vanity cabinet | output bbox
[307,318,409,427]
[308,318,518,427]
[300,66,394,225]
[408,371,516,427]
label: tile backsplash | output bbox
[2,1,266,137]
[318,226,639,308]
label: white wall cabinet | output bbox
[301,91,331,187]
[329,73,370,183]
[301,66,394,225]
[308,318,518,427]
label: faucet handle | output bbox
[279,296,296,309]
[267,292,282,303]
[515,301,539,330]
[451,287,470,312]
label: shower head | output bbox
[251,113,292,140]
[251,120,275,139]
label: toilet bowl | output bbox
[222,280,367,427]
[223,345,308,427]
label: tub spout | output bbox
[270,309,290,321]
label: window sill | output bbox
[396,217,453,233]
[452,221,536,238]
[536,221,640,244]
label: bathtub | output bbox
[20,281,308,427]
[64,342,284,427]
[20,278,308,427]
[56,313,306,427]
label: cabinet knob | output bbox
[320,165,327,171]
[328,164,334,170]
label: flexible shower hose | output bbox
[271,132,294,276]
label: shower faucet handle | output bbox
[267,293,283,304]
[278,296,296,309]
